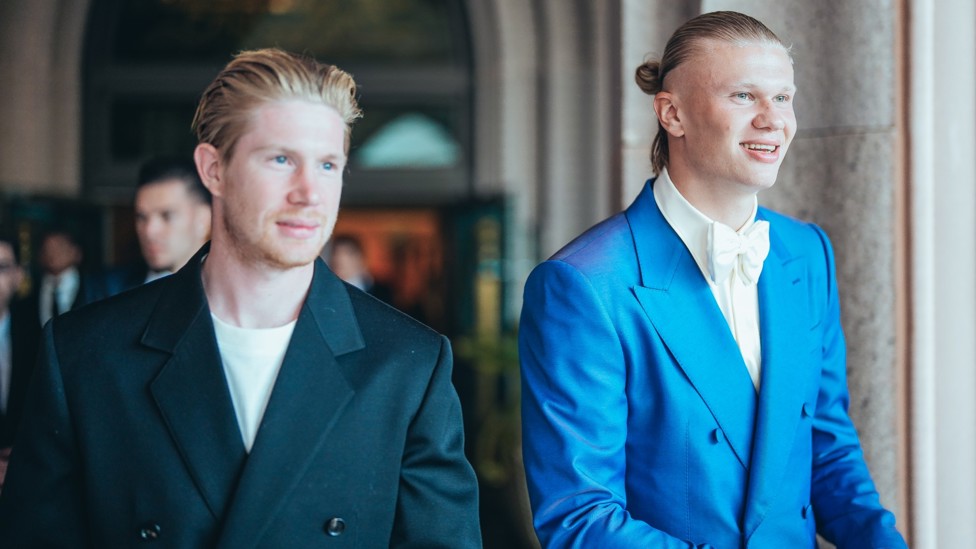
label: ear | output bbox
[653,91,685,137]
[194,143,224,198]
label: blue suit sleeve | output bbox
[807,226,908,549]
[519,260,712,548]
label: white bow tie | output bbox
[707,220,770,285]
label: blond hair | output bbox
[635,11,789,174]
[192,48,362,159]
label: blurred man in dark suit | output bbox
[326,234,393,304]
[86,156,211,303]
[31,230,84,326]
[0,233,40,490]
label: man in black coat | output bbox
[0,49,481,547]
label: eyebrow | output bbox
[731,81,796,90]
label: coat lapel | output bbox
[743,215,814,538]
[145,247,247,521]
[217,260,363,549]
[628,182,758,469]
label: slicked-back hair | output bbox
[634,11,789,174]
[192,48,362,161]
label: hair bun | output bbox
[634,60,662,95]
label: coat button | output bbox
[710,428,724,444]
[324,517,346,537]
[138,523,161,541]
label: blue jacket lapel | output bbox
[743,213,815,538]
[216,260,363,548]
[628,181,758,470]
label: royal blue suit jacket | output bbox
[519,180,907,548]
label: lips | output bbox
[278,219,320,230]
[276,218,323,239]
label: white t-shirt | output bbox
[211,314,296,451]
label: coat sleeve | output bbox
[519,260,713,548]
[390,335,482,548]
[0,321,92,546]
[807,226,908,549]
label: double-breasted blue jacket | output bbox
[519,180,908,548]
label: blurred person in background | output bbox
[0,233,40,490]
[326,234,393,304]
[86,155,211,303]
[31,229,84,326]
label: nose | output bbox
[288,166,321,205]
[754,101,788,131]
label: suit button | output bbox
[138,523,161,541]
[801,402,813,418]
[710,428,724,444]
[324,517,346,536]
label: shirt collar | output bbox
[43,266,80,291]
[652,167,759,281]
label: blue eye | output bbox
[323,161,335,171]
[274,155,288,164]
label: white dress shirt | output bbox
[144,270,172,284]
[39,267,80,325]
[653,168,765,390]
[211,314,296,451]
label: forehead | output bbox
[242,100,345,145]
[674,38,794,90]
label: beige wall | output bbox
[0,0,88,196]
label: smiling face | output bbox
[657,39,797,200]
[198,99,347,271]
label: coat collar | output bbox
[743,211,813,538]
[145,245,246,522]
[628,181,816,531]
[217,258,362,548]
[629,180,758,469]
[144,245,364,543]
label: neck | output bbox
[667,167,758,230]
[201,244,313,329]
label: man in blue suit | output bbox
[519,11,908,548]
